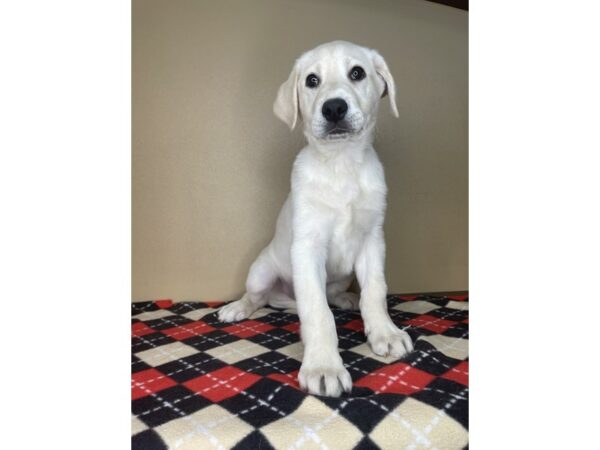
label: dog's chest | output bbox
[323,163,382,276]
[294,148,386,276]
[315,156,375,207]
[327,203,373,276]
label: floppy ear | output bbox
[273,62,300,129]
[371,50,399,118]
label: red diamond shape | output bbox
[267,370,300,390]
[155,299,173,309]
[282,322,300,334]
[343,319,364,332]
[399,295,418,301]
[161,321,216,340]
[132,368,177,400]
[355,362,435,395]
[405,314,457,333]
[132,322,155,337]
[222,320,275,338]
[448,294,468,301]
[442,361,469,386]
[184,366,261,402]
[205,301,224,308]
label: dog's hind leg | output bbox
[218,247,278,322]
[266,282,296,310]
[327,276,360,310]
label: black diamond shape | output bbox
[419,295,447,304]
[168,302,207,315]
[219,392,284,428]
[245,378,306,416]
[154,352,227,383]
[442,323,469,339]
[349,386,376,398]
[322,394,406,434]
[160,385,212,416]
[353,435,381,449]
[329,396,387,434]
[264,312,298,327]
[337,327,365,349]
[333,309,360,325]
[411,377,469,429]
[404,327,425,344]
[144,315,195,331]
[132,429,168,450]
[247,328,298,350]
[236,350,300,376]
[402,342,464,376]
[200,311,232,328]
[132,354,152,374]
[373,392,410,410]
[183,329,238,351]
[428,306,468,321]
[232,430,276,450]
[132,302,159,316]
[403,325,436,339]
[341,350,387,380]
[331,311,359,326]
[132,393,182,428]
[389,310,421,324]
[132,332,176,353]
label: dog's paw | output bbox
[366,324,413,358]
[298,355,352,397]
[329,292,360,310]
[218,299,253,323]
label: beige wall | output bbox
[133,0,468,301]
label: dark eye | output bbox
[349,66,366,81]
[305,73,320,88]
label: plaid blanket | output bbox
[132,294,468,449]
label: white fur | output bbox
[218,41,413,397]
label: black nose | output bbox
[322,98,348,123]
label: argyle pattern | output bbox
[132,294,469,449]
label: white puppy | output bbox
[218,41,413,397]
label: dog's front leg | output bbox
[292,235,352,397]
[356,228,413,358]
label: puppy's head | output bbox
[273,41,398,142]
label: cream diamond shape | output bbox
[131,415,148,435]
[392,300,439,314]
[249,307,278,319]
[133,309,176,321]
[446,300,469,311]
[276,341,304,362]
[182,307,216,321]
[370,397,468,449]
[135,341,199,366]
[420,334,468,360]
[155,404,253,450]
[205,340,269,364]
[261,396,363,450]
[348,342,398,363]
